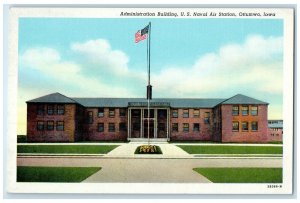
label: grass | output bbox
[17,145,119,154]
[177,145,282,154]
[193,168,282,183]
[17,166,101,182]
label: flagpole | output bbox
[147,22,151,145]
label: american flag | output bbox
[135,30,147,43]
[135,25,149,43]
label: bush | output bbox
[17,135,27,143]
[135,145,162,154]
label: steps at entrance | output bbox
[128,138,169,143]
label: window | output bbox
[98,108,104,117]
[204,112,210,124]
[109,123,115,132]
[193,109,200,118]
[232,106,239,116]
[242,106,249,116]
[119,108,126,117]
[98,123,104,132]
[56,121,64,131]
[232,121,239,131]
[88,111,93,124]
[37,121,44,131]
[172,123,178,132]
[57,105,65,115]
[47,105,54,115]
[119,122,127,131]
[172,109,178,118]
[242,122,249,131]
[37,105,44,115]
[193,123,200,132]
[109,108,115,117]
[47,121,54,131]
[158,110,166,118]
[251,106,258,116]
[132,110,140,118]
[251,121,258,131]
[183,109,189,118]
[158,123,165,132]
[133,122,140,131]
[183,123,189,132]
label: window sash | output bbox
[193,110,200,118]
[37,121,44,131]
[109,108,115,117]
[172,110,178,118]
[119,123,127,131]
[98,108,104,117]
[251,122,258,131]
[56,121,64,131]
[47,121,54,131]
[57,105,65,115]
[109,123,115,132]
[251,106,258,115]
[183,110,189,118]
[37,105,44,115]
[242,122,249,131]
[232,122,239,131]
[98,123,104,132]
[88,111,93,124]
[172,123,178,132]
[183,123,189,132]
[47,105,54,115]
[193,123,200,132]
[242,106,249,115]
[119,109,126,117]
[232,106,239,115]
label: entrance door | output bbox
[143,119,154,138]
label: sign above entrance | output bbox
[128,102,170,107]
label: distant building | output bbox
[268,120,283,142]
[26,92,270,143]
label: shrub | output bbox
[135,145,162,154]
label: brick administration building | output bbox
[26,92,270,143]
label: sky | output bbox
[17,18,283,134]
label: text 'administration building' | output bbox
[26,92,269,143]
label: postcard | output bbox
[5,6,294,195]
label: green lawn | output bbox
[17,145,119,154]
[193,168,282,183]
[17,166,101,182]
[177,145,282,154]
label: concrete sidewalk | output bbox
[104,143,192,158]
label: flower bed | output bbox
[134,145,162,154]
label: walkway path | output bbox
[18,157,282,183]
[104,143,192,158]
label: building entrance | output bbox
[128,107,170,141]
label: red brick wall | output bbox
[221,104,268,143]
[267,128,283,142]
[27,103,76,142]
[83,107,127,141]
[170,108,213,141]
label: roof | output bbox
[268,123,283,128]
[72,98,226,108]
[268,120,283,128]
[221,94,268,105]
[26,92,78,104]
[27,93,268,108]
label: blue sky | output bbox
[17,18,283,134]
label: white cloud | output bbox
[71,39,130,76]
[152,35,283,97]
